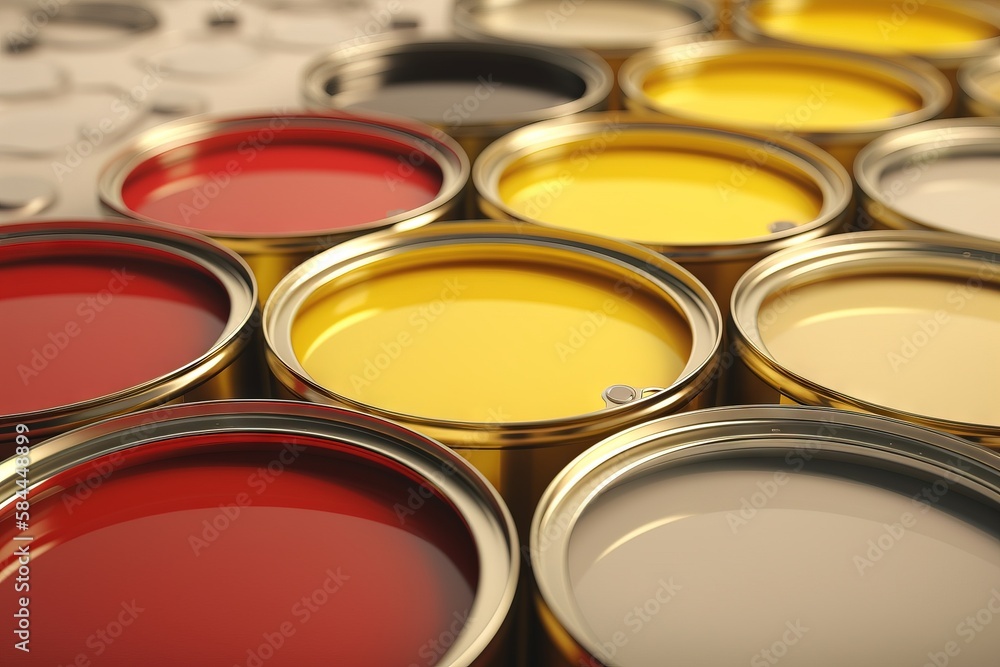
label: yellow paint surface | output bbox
[751,1,998,55]
[760,274,1000,425]
[292,251,693,423]
[643,56,921,131]
[498,147,822,244]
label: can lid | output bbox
[30,1,160,49]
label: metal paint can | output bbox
[98,112,469,300]
[855,119,1000,243]
[0,219,259,451]
[0,400,518,666]
[451,0,716,108]
[733,0,1000,95]
[621,40,951,170]
[531,405,1000,666]
[959,53,1000,116]
[263,221,723,534]
[474,113,853,312]
[300,38,613,165]
[729,231,1000,449]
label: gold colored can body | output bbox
[729,231,1000,449]
[0,219,261,450]
[733,0,1000,95]
[531,405,1000,666]
[452,0,716,108]
[959,54,1000,116]
[474,113,853,313]
[301,38,613,166]
[98,112,469,301]
[855,118,1000,243]
[264,221,723,535]
[621,40,951,170]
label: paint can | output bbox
[98,112,468,300]
[621,40,950,170]
[0,218,260,451]
[0,400,518,665]
[474,113,852,312]
[531,405,1000,665]
[729,231,1000,448]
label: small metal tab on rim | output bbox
[603,385,665,407]
[768,221,798,233]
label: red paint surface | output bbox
[120,127,445,236]
[0,241,230,415]
[0,433,479,666]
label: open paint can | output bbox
[855,119,1000,243]
[474,113,852,311]
[960,53,1000,116]
[263,221,723,534]
[729,231,1000,449]
[0,219,259,451]
[733,0,1000,94]
[301,38,613,165]
[98,112,469,300]
[531,405,1000,666]
[451,0,716,108]
[0,400,517,665]
[620,40,951,169]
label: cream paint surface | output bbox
[881,155,1000,241]
[568,460,1000,666]
[498,148,822,244]
[470,0,697,44]
[291,257,693,423]
[643,58,920,130]
[751,1,998,54]
[759,274,1000,425]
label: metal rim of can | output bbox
[854,117,1000,236]
[0,399,519,666]
[300,38,615,139]
[619,39,952,145]
[451,0,717,60]
[96,111,470,255]
[530,404,1000,663]
[263,220,724,449]
[0,218,258,441]
[959,54,1000,116]
[732,0,1000,72]
[474,112,853,262]
[729,230,1000,443]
